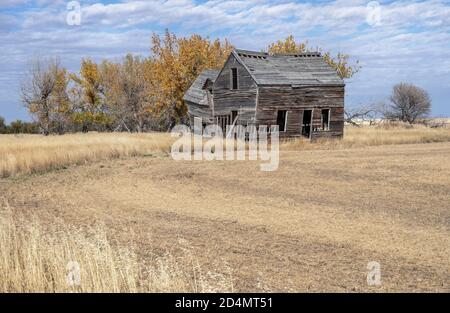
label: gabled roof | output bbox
[233,49,344,86]
[183,49,344,106]
[183,69,220,106]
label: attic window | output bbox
[231,68,238,90]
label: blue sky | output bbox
[1,0,449,122]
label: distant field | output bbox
[0,126,449,292]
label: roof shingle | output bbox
[183,69,220,106]
[183,49,344,106]
[234,49,344,86]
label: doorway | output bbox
[231,111,238,124]
[302,110,312,138]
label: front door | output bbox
[302,110,312,138]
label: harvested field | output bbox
[1,135,449,292]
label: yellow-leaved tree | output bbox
[70,58,112,132]
[151,30,233,128]
[50,63,70,133]
[268,35,308,56]
[268,35,360,80]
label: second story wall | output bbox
[212,53,257,125]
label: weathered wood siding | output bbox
[186,101,213,122]
[212,54,257,125]
[311,107,344,140]
[256,85,344,138]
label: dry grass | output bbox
[0,209,140,292]
[2,124,450,178]
[0,201,233,292]
[0,132,174,178]
[281,123,450,150]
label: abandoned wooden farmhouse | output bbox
[183,49,345,139]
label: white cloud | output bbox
[0,0,29,8]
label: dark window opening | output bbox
[321,109,330,131]
[302,110,312,138]
[276,110,287,132]
[231,68,238,90]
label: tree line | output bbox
[19,30,235,135]
[0,117,38,134]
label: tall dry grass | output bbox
[0,132,175,178]
[0,201,233,292]
[281,124,450,151]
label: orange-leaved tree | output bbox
[150,30,233,128]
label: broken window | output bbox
[231,68,238,90]
[276,110,287,132]
[321,109,330,131]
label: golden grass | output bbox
[2,124,450,178]
[0,132,174,178]
[0,201,233,292]
[281,124,450,150]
